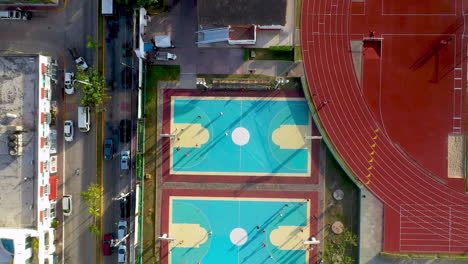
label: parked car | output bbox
[155,52,177,61]
[64,72,75,94]
[120,195,131,218]
[64,120,74,142]
[119,120,131,143]
[75,57,89,71]
[117,220,127,241]
[120,151,130,170]
[62,195,72,216]
[118,245,126,263]
[104,138,114,160]
[0,10,32,20]
[102,234,113,256]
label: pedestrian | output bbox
[225,132,229,136]
[256,225,260,230]
[220,112,224,116]
[369,31,376,38]
[262,243,267,247]
[197,115,202,119]
[176,146,181,151]
[262,229,266,233]
[185,153,190,157]
[195,143,199,147]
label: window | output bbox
[44,184,50,196]
[44,208,49,220]
[44,232,49,250]
[25,237,32,249]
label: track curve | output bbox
[301,0,468,253]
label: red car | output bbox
[102,234,113,256]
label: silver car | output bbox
[75,57,89,71]
[118,245,126,263]
[64,72,75,94]
[63,195,72,216]
[64,120,74,142]
[121,151,130,170]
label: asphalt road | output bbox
[102,7,135,264]
[0,1,97,264]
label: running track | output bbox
[301,0,468,253]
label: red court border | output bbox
[160,189,319,264]
[161,89,320,184]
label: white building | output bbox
[0,55,58,264]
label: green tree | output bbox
[86,35,102,49]
[81,183,102,217]
[323,228,358,264]
[117,0,160,8]
[75,68,110,112]
[88,224,100,236]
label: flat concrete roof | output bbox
[198,0,287,28]
[0,56,38,228]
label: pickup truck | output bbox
[0,10,32,20]
[155,52,177,61]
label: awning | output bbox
[49,175,58,200]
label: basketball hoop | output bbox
[158,233,176,241]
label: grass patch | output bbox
[296,0,303,29]
[295,46,303,61]
[323,148,360,262]
[146,65,180,87]
[244,48,251,61]
[142,65,180,264]
[381,252,468,259]
[248,48,294,61]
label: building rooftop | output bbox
[198,0,287,28]
[229,25,255,40]
[0,56,38,228]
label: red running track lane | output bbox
[351,0,466,183]
[302,0,468,253]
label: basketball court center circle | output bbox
[230,227,248,246]
[232,127,250,146]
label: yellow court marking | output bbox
[172,123,210,148]
[272,125,309,149]
[270,226,310,250]
[170,224,209,248]
[170,196,309,202]
[169,96,311,176]
[168,196,311,264]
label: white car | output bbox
[75,57,89,71]
[118,245,126,263]
[64,120,74,142]
[121,151,130,170]
[64,72,75,94]
[117,220,127,241]
[63,195,72,216]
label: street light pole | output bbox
[73,79,91,85]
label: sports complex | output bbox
[154,0,468,263]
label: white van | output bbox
[63,195,72,216]
[77,106,90,132]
